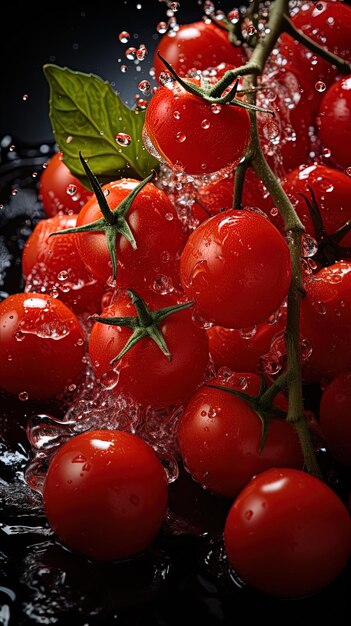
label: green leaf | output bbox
[43,64,158,188]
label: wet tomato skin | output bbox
[224,468,351,598]
[144,81,251,176]
[22,214,105,314]
[318,75,351,170]
[178,373,302,498]
[0,293,85,399]
[89,291,209,409]
[75,178,185,288]
[39,152,92,217]
[319,371,351,468]
[180,209,292,329]
[43,430,168,561]
[153,21,246,82]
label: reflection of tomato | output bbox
[320,371,351,468]
[39,152,92,217]
[224,468,351,598]
[0,293,85,399]
[44,430,168,561]
[318,75,351,170]
[153,21,246,82]
[22,215,105,314]
[178,373,302,498]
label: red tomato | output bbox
[300,261,351,377]
[75,178,185,287]
[207,310,286,374]
[180,209,291,329]
[178,373,302,499]
[278,2,351,100]
[89,290,209,409]
[224,468,351,598]
[318,75,351,170]
[153,21,246,82]
[143,80,251,176]
[43,430,168,561]
[39,152,92,218]
[0,293,85,399]
[278,164,351,247]
[319,371,351,468]
[22,215,105,314]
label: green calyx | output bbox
[49,152,155,280]
[91,289,194,365]
[157,52,274,116]
[299,186,351,267]
[206,372,288,452]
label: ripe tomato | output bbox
[279,1,351,99]
[89,290,209,409]
[43,430,168,561]
[22,215,105,314]
[319,371,351,468]
[74,178,185,288]
[180,209,291,329]
[300,261,351,377]
[0,293,85,399]
[153,21,246,82]
[318,75,351,170]
[39,152,92,218]
[207,310,286,374]
[143,80,251,176]
[224,468,351,598]
[178,373,302,499]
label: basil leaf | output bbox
[43,64,158,187]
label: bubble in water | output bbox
[247,25,257,36]
[15,331,25,341]
[66,183,77,196]
[120,64,128,73]
[137,45,147,61]
[201,119,210,129]
[228,9,240,24]
[157,21,168,34]
[346,167,351,177]
[204,0,215,15]
[11,189,17,196]
[165,212,174,221]
[119,31,130,43]
[138,79,151,93]
[159,71,175,88]
[126,47,137,60]
[322,147,331,158]
[115,133,132,146]
[315,80,326,93]
[22,94,29,101]
[176,132,186,143]
[57,270,69,281]
[170,1,180,11]
[19,391,29,401]
[210,104,221,114]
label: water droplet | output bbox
[176,132,186,143]
[322,147,331,158]
[245,509,253,520]
[160,250,171,263]
[9,144,15,152]
[228,9,240,24]
[315,81,326,93]
[120,64,128,73]
[247,25,257,36]
[201,119,210,129]
[72,454,87,463]
[270,206,279,217]
[11,189,17,196]
[66,183,77,196]
[211,104,221,114]
[301,234,318,258]
[313,300,327,315]
[173,110,181,119]
[157,21,168,34]
[165,212,174,221]
[115,133,132,146]
[22,94,29,101]
[119,31,130,44]
[125,47,137,61]
[57,270,69,281]
[204,0,215,15]
[239,326,257,340]
[15,331,25,342]
[138,79,150,94]
[68,384,77,392]
[159,71,175,88]
[18,391,29,402]
[345,167,351,177]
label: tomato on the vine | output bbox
[143,80,251,176]
[0,293,85,399]
[43,430,168,561]
[89,290,209,409]
[178,373,302,498]
[39,152,92,218]
[153,21,246,82]
[74,178,185,288]
[224,468,351,598]
[180,209,291,329]
[22,214,105,314]
[318,75,351,170]
[319,371,351,468]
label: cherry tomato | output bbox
[75,178,185,287]
[180,209,292,329]
[224,467,351,598]
[207,310,286,374]
[43,430,168,561]
[89,290,209,409]
[300,261,351,377]
[22,215,105,314]
[178,373,302,499]
[319,371,351,468]
[278,2,351,99]
[153,21,246,82]
[0,293,85,399]
[318,75,351,170]
[39,152,92,218]
[143,80,251,176]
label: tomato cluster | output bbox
[1,0,350,601]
